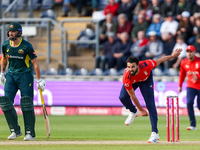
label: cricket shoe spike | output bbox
[148,132,160,143]
[125,109,139,126]
[7,131,22,140]
[23,134,35,141]
[187,126,197,131]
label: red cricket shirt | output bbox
[123,59,157,90]
[179,56,200,90]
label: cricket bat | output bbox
[39,88,50,138]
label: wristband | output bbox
[37,78,42,82]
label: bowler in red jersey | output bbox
[119,48,182,143]
[179,45,200,131]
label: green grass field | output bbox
[0,115,200,150]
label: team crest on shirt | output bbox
[6,49,9,52]
[18,49,24,54]
[139,62,148,69]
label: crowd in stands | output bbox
[93,0,200,76]
[3,0,200,76]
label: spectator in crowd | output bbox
[116,13,132,39]
[146,14,162,38]
[144,31,164,61]
[193,34,200,56]
[117,0,136,21]
[162,32,176,70]
[133,0,149,20]
[96,32,116,71]
[62,0,71,17]
[131,14,149,43]
[112,32,133,71]
[104,0,120,17]
[160,11,179,41]
[190,0,200,23]
[175,0,191,21]
[147,0,162,16]
[191,0,200,15]
[91,0,99,12]
[130,30,149,60]
[76,0,87,17]
[160,0,177,20]
[100,13,117,44]
[177,11,193,44]
[170,35,187,69]
[188,17,200,44]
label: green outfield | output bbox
[0,114,200,150]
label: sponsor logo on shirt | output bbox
[7,54,23,59]
[18,49,24,54]
[125,83,129,87]
[187,71,199,75]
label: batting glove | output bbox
[37,78,46,92]
[0,72,6,87]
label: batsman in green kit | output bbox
[0,22,46,141]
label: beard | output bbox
[9,35,17,41]
[129,67,138,76]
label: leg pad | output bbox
[0,96,20,134]
[20,96,35,137]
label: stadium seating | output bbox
[40,0,53,10]
[16,0,25,10]
[32,69,45,75]
[104,68,118,76]
[90,68,103,76]
[75,68,89,76]
[153,68,163,76]
[118,68,126,76]
[60,68,74,75]
[45,68,59,75]
[2,0,10,9]
[28,0,40,10]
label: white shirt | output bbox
[160,20,179,35]
[172,42,187,58]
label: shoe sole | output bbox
[24,139,35,141]
[148,138,159,143]
[125,115,138,126]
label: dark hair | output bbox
[126,56,139,65]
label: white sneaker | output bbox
[148,132,160,143]
[23,134,35,141]
[7,131,22,140]
[125,109,139,126]
[187,126,197,131]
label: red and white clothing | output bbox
[123,59,157,90]
[104,3,120,16]
[179,56,200,90]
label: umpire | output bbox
[0,22,46,141]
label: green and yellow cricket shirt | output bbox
[2,38,37,73]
